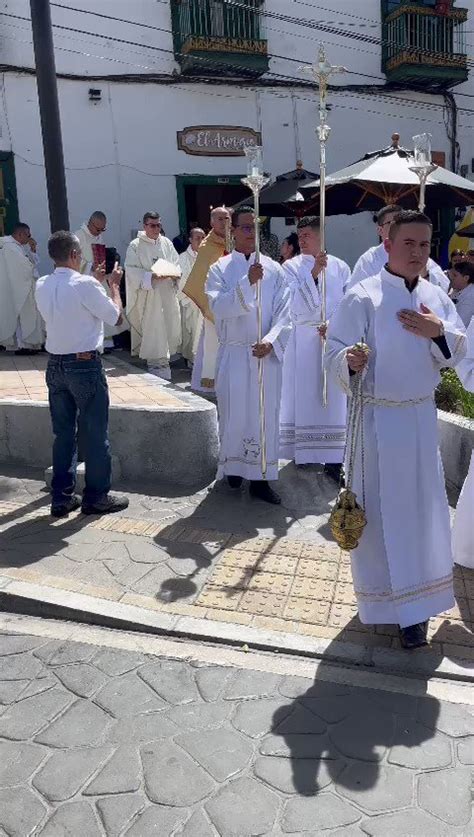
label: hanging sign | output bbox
[177,125,262,157]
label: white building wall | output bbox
[0,0,472,271]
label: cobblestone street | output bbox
[0,618,472,836]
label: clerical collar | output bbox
[385,265,419,293]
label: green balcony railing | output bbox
[171,0,268,77]
[381,3,469,89]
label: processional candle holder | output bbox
[303,45,346,407]
[409,133,437,212]
[241,146,270,478]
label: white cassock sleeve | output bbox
[206,263,256,319]
[283,258,320,319]
[325,289,370,395]
[262,266,291,362]
[430,293,467,368]
[348,252,374,289]
[428,261,450,293]
[124,241,152,291]
[456,317,474,392]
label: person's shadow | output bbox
[270,618,445,799]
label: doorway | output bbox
[176,174,249,235]
[0,152,19,236]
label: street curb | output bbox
[0,575,472,683]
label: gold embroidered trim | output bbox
[355,573,453,605]
[200,377,215,388]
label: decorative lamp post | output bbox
[409,133,437,212]
[242,146,270,478]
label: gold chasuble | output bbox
[183,230,227,323]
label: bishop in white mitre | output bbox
[326,210,466,649]
[350,204,449,293]
[280,217,349,476]
[178,227,205,364]
[452,315,474,569]
[125,211,181,380]
[0,222,44,352]
[206,208,291,505]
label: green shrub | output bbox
[435,369,474,419]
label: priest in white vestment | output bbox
[326,210,467,649]
[350,204,449,293]
[452,316,474,569]
[75,212,128,348]
[206,207,291,505]
[184,207,232,394]
[280,216,349,476]
[178,228,205,364]
[0,222,44,353]
[125,211,181,380]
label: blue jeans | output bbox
[46,354,111,505]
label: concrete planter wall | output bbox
[0,397,219,489]
[438,409,474,491]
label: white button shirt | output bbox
[35,268,120,354]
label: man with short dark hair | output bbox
[35,230,129,518]
[349,204,448,291]
[206,208,291,504]
[280,216,349,477]
[326,210,466,649]
[125,211,181,380]
[0,222,44,354]
[178,227,205,365]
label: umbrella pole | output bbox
[309,46,346,408]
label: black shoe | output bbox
[14,348,39,356]
[227,475,243,489]
[51,495,81,518]
[81,493,129,516]
[324,463,344,485]
[399,621,429,650]
[249,481,281,505]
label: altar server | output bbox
[206,208,291,504]
[178,228,205,364]
[326,211,466,649]
[0,222,44,353]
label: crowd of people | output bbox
[0,202,472,651]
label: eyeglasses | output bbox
[145,222,161,229]
[234,224,255,233]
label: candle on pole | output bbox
[241,146,270,478]
[409,133,437,212]
[303,46,346,407]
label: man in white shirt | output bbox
[349,205,449,292]
[125,211,181,380]
[0,222,44,354]
[35,230,129,519]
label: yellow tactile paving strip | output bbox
[0,354,187,409]
[1,503,473,657]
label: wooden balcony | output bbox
[381,2,469,90]
[170,0,269,77]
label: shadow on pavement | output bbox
[271,617,443,798]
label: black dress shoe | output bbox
[81,493,129,515]
[249,481,281,505]
[51,495,81,518]
[324,463,345,485]
[399,621,429,650]
[227,475,243,489]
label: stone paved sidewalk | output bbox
[0,353,187,409]
[0,467,473,665]
[0,625,472,836]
